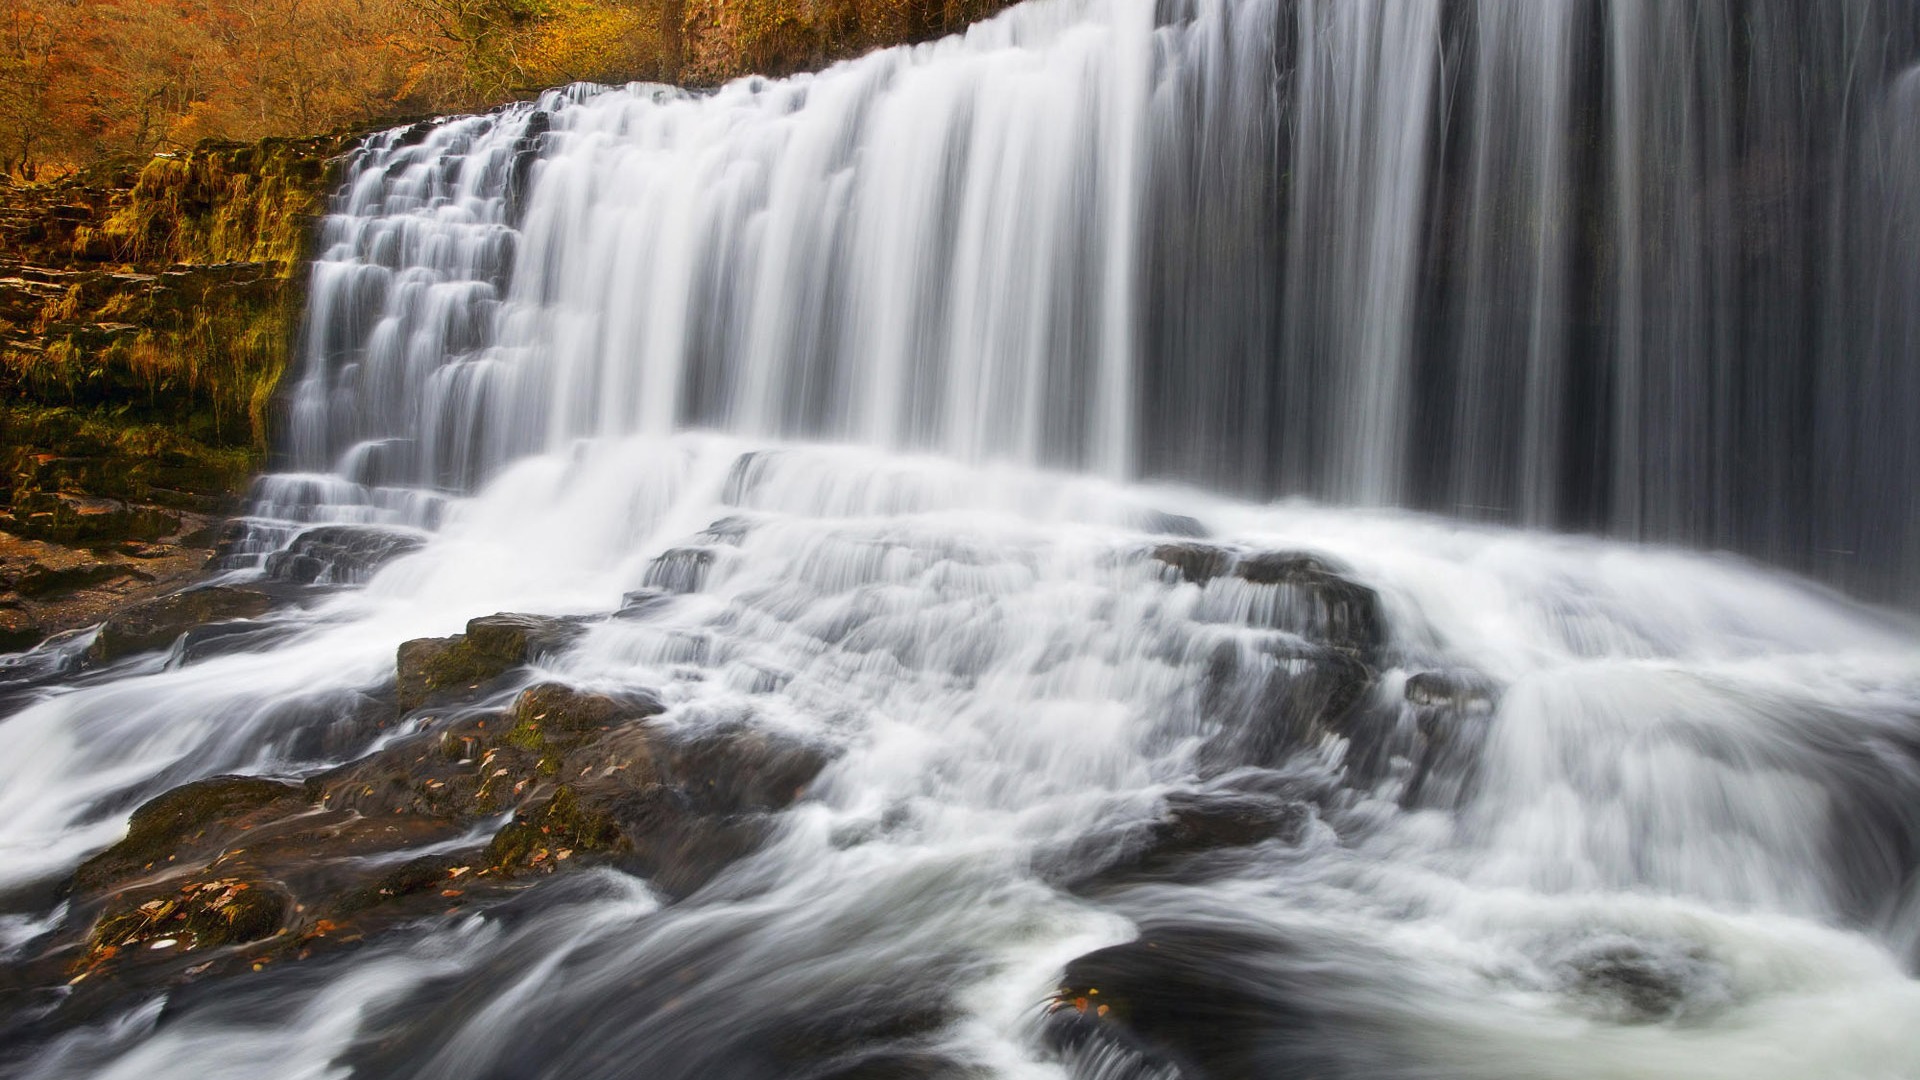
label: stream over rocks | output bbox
[4,0,1920,1077]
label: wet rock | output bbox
[1399,668,1500,811]
[12,561,139,598]
[1552,938,1729,1025]
[485,785,627,874]
[72,775,307,893]
[31,667,828,1029]
[1150,545,1382,655]
[1059,788,1312,892]
[262,524,425,585]
[1404,669,1499,714]
[1150,791,1310,861]
[1232,553,1382,655]
[1198,639,1374,774]
[599,724,834,896]
[87,584,274,663]
[701,514,757,545]
[0,609,41,652]
[394,612,581,710]
[82,876,289,966]
[1152,542,1232,585]
[1047,926,1334,1080]
[644,546,720,594]
[722,450,778,505]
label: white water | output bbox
[6,435,1920,1078]
[4,0,1920,1076]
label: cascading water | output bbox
[3,0,1919,1077]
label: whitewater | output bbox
[3,0,1919,1077]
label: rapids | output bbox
[3,0,1920,1077]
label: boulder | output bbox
[72,775,307,892]
[262,524,425,585]
[1197,639,1374,774]
[1058,788,1312,892]
[1047,926,1324,1080]
[35,665,828,1026]
[82,876,289,966]
[1152,542,1232,585]
[87,585,274,663]
[7,491,177,546]
[394,612,580,710]
[1233,552,1382,654]
[1150,545,1383,655]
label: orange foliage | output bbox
[0,0,678,175]
[0,0,1008,176]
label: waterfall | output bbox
[277,0,1920,601]
[4,1,1920,1078]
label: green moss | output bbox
[84,877,288,969]
[73,775,306,892]
[484,785,625,874]
[1,134,350,471]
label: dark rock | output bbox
[0,616,41,653]
[12,561,138,598]
[1047,926,1338,1080]
[1198,639,1374,774]
[1150,791,1310,861]
[1152,542,1232,585]
[1404,669,1499,713]
[1149,546,1382,655]
[1400,668,1500,811]
[615,588,674,620]
[1552,938,1728,1025]
[485,785,627,874]
[701,514,756,545]
[394,612,580,710]
[605,724,833,896]
[262,524,425,585]
[8,492,178,546]
[72,775,307,892]
[1231,553,1382,655]
[83,876,289,964]
[1059,788,1312,892]
[644,546,720,594]
[505,682,661,751]
[87,585,274,663]
[28,666,829,1027]
[722,450,777,505]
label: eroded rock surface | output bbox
[7,622,834,1033]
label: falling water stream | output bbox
[3,0,1920,1076]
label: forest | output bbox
[0,0,1003,177]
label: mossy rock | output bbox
[504,682,661,756]
[88,585,274,663]
[485,785,627,875]
[7,492,178,546]
[330,854,471,918]
[394,613,580,710]
[83,876,289,968]
[73,775,307,892]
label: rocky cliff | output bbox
[0,135,355,650]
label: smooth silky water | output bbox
[4,0,1920,1077]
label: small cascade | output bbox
[3,2,1919,1078]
